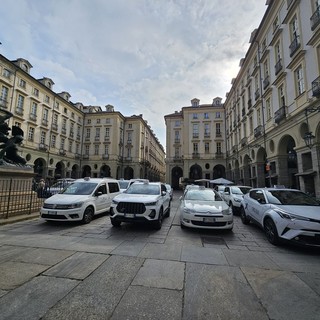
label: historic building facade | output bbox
[224,0,320,197]
[164,98,226,189]
[0,55,165,182]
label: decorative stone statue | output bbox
[0,109,26,165]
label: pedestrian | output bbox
[37,179,46,198]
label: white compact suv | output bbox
[41,177,120,224]
[110,181,171,229]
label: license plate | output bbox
[125,213,134,218]
[203,217,215,223]
[48,211,57,215]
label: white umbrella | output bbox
[210,178,234,185]
[195,179,211,187]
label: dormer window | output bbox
[22,64,29,72]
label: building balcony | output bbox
[275,59,283,75]
[204,134,211,139]
[174,139,180,144]
[102,154,109,160]
[104,136,110,141]
[59,149,66,156]
[0,98,8,109]
[95,136,100,142]
[215,132,221,137]
[127,139,132,144]
[29,113,37,121]
[75,153,81,159]
[15,107,24,116]
[263,76,270,89]
[38,143,48,151]
[215,152,224,159]
[312,76,320,97]
[254,125,263,138]
[192,152,200,159]
[52,123,58,131]
[82,154,89,159]
[311,5,320,31]
[289,36,300,57]
[274,106,286,124]
[85,137,91,141]
[42,119,48,126]
[192,134,199,139]
[240,137,247,147]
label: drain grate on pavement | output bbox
[201,236,226,245]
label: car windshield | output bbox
[126,184,160,195]
[119,181,129,189]
[185,189,222,201]
[266,190,320,206]
[61,182,98,195]
[231,187,251,195]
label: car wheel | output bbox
[82,207,94,224]
[180,222,186,229]
[229,202,235,215]
[264,218,279,245]
[153,209,163,230]
[110,218,121,227]
[240,206,250,225]
[165,203,171,218]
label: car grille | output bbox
[43,204,70,210]
[192,221,227,227]
[295,234,320,246]
[41,214,67,219]
[116,202,146,214]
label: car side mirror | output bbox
[96,191,103,197]
[161,191,166,196]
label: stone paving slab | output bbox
[0,261,49,290]
[183,263,268,320]
[242,267,320,320]
[181,244,229,265]
[0,275,79,320]
[223,248,280,269]
[111,285,183,320]
[138,242,183,260]
[0,245,34,263]
[110,239,147,256]
[132,258,185,290]
[41,255,144,320]
[43,251,109,280]
[11,247,75,266]
[295,272,320,295]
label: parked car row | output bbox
[40,178,173,229]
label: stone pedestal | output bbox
[0,165,35,191]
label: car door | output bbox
[223,187,230,203]
[95,183,108,213]
[106,182,120,210]
[247,190,267,224]
[161,184,170,211]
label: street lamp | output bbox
[303,106,320,149]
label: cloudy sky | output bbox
[1,0,267,147]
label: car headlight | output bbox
[145,201,157,206]
[183,207,195,214]
[274,208,310,221]
[65,202,83,209]
[223,208,232,215]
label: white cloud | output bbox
[1,0,267,147]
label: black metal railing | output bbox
[275,59,283,75]
[0,179,44,219]
[312,76,320,97]
[289,36,300,57]
[311,5,320,31]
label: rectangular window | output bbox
[217,142,221,154]
[85,145,90,155]
[94,144,99,155]
[193,143,198,153]
[96,127,100,138]
[45,95,50,103]
[60,138,65,150]
[86,128,91,138]
[43,109,49,121]
[31,102,37,115]
[249,116,253,135]
[33,88,39,97]
[105,128,110,137]
[40,131,46,144]
[278,85,286,107]
[175,147,180,157]
[87,119,91,124]
[76,143,80,154]
[257,108,262,126]
[204,124,210,137]
[2,69,11,78]
[1,86,9,104]
[128,123,132,128]
[204,113,209,119]
[216,123,221,135]
[192,113,198,119]
[104,145,109,155]
[175,120,181,126]
[51,134,57,148]
[205,142,209,153]
[296,65,305,95]
[193,124,199,138]
[96,119,100,124]
[17,94,24,109]
[19,79,26,88]
[28,127,35,141]
[69,141,72,152]
[266,98,272,120]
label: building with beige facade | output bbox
[164,98,226,189]
[224,0,320,198]
[0,54,165,183]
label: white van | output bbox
[40,177,120,224]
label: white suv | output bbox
[41,177,120,224]
[110,181,171,229]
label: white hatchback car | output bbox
[180,187,233,230]
[222,186,252,214]
[40,177,120,224]
[240,188,320,246]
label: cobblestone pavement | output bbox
[0,190,319,319]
